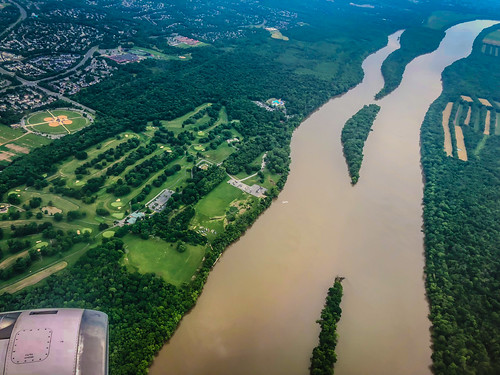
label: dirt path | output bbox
[454,126,468,161]
[0,261,67,295]
[442,102,453,156]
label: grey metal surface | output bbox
[0,308,108,375]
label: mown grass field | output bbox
[192,179,247,236]
[122,235,205,286]
[0,125,50,165]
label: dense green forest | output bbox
[1,0,499,373]
[340,104,380,184]
[376,27,445,99]
[421,25,500,375]
[309,278,343,375]
[0,2,403,373]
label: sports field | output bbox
[26,109,90,135]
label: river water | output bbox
[150,20,498,375]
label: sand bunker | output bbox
[454,126,468,161]
[461,95,473,102]
[484,111,491,135]
[442,103,453,156]
[478,98,492,107]
[5,143,29,154]
[42,206,62,215]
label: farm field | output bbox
[464,106,471,125]
[484,29,500,42]
[26,109,91,135]
[454,126,467,161]
[478,98,493,107]
[484,110,491,135]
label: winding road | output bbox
[0,1,96,113]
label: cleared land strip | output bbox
[454,126,468,161]
[461,95,473,102]
[442,102,453,156]
[484,110,491,135]
[464,106,472,125]
[0,261,67,295]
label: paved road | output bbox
[0,2,97,114]
[37,45,99,83]
[0,66,96,114]
[0,0,27,39]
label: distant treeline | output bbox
[341,104,380,184]
[309,278,343,375]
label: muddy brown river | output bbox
[150,20,498,375]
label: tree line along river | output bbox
[150,20,498,375]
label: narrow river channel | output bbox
[150,20,498,375]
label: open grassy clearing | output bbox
[192,179,247,237]
[496,113,500,135]
[238,169,280,191]
[175,42,209,49]
[471,106,480,131]
[0,125,50,165]
[122,235,205,286]
[131,46,178,60]
[202,143,235,164]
